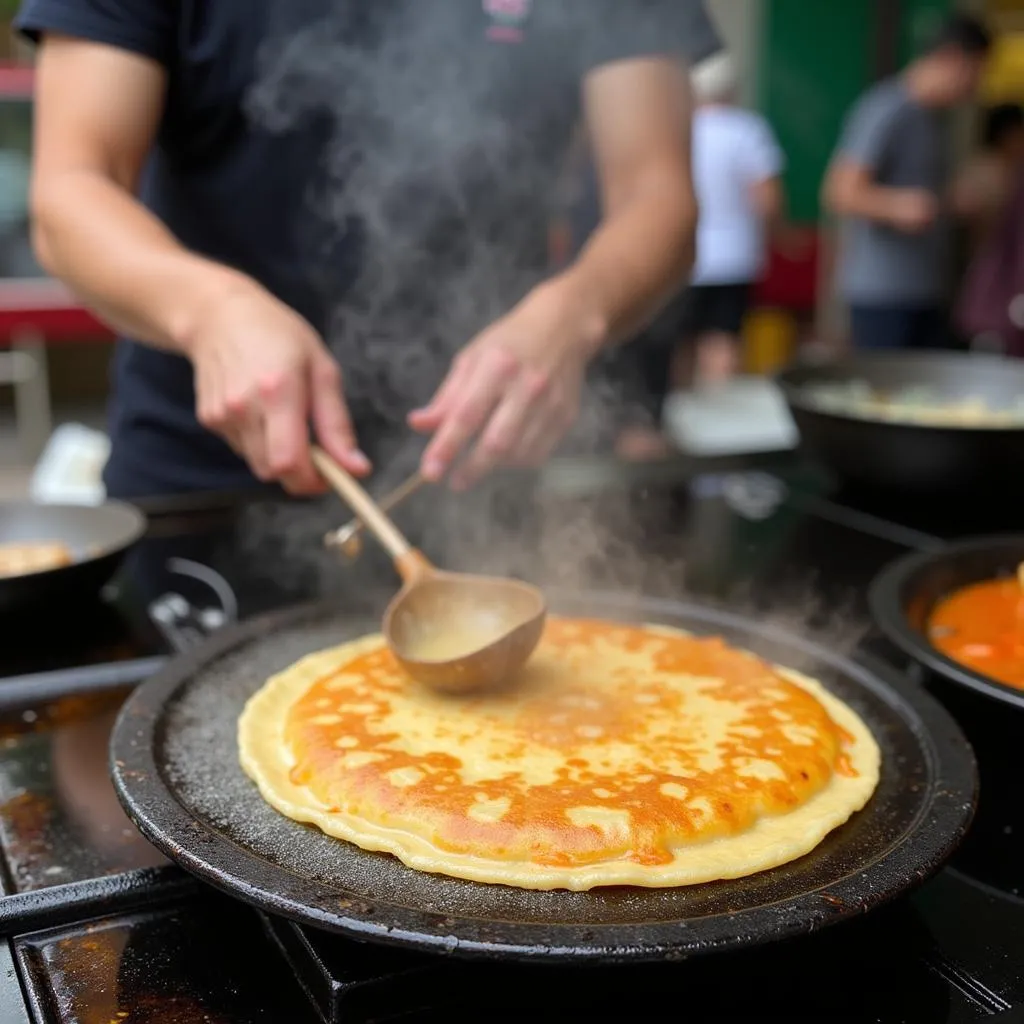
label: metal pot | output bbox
[776,351,1024,494]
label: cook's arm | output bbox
[553,56,697,349]
[410,56,697,485]
[29,34,366,491]
[30,35,254,352]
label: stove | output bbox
[0,459,1021,1023]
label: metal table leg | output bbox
[11,328,51,464]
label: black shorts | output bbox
[587,282,753,435]
[667,282,752,338]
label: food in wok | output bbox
[801,380,1024,428]
[0,540,75,579]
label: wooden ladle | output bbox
[312,448,546,694]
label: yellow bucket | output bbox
[742,308,797,375]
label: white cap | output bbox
[691,51,739,103]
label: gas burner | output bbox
[148,557,239,652]
[262,868,1024,1024]
[690,470,789,521]
[0,468,1022,1022]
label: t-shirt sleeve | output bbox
[835,88,900,171]
[15,0,175,66]
[577,0,722,75]
[740,115,785,183]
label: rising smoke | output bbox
[234,4,870,665]
[238,1,648,597]
[249,3,555,420]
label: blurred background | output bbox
[1,0,1022,498]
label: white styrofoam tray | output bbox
[663,376,799,457]
[30,422,110,505]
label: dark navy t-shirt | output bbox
[17,0,719,498]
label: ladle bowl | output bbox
[385,551,546,693]
[312,449,546,694]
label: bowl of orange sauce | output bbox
[929,570,1024,693]
[870,537,1024,891]
[870,536,1024,709]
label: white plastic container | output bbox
[663,376,799,457]
[30,422,110,505]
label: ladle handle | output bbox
[311,447,415,564]
[325,470,426,555]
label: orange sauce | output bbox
[929,576,1024,689]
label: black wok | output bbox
[870,536,1024,893]
[0,501,146,613]
[776,351,1024,494]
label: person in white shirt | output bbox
[549,52,785,460]
[681,51,786,384]
[612,52,787,460]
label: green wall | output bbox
[758,0,954,222]
[900,0,956,64]
[759,0,874,222]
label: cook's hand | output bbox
[408,279,603,489]
[887,189,938,234]
[185,282,370,494]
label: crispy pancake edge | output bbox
[238,629,880,891]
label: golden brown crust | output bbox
[239,620,880,890]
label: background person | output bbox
[612,51,788,461]
[951,102,1024,253]
[823,14,992,351]
[670,51,786,389]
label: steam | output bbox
[249,3,554,420]
[234,2,649,596]
[233,4,866,666]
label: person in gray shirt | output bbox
[824,15,991,350]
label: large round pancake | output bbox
[239,618,880,891]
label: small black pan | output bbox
[870,536,1024,892]
[776,351,1024,494]
[0,501,146,614]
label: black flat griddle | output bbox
[110,594,977,963]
